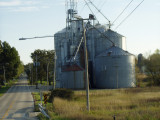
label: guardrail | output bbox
[38,103,50,119]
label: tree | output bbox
[0,41,23,84]
[30,49,55,85]
[144,49,160,85]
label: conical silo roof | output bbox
[97,45,133,57]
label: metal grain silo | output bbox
[95,45,136,89]
[88,25,126,56]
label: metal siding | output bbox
[54,23,130,89]
[95,51,135,89]
[61,71,85,89]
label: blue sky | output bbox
[0,0,160,64]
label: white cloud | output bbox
[0,0,50,12]
[41,6,49,9]
[23,1,39,6]
[0,0,21,6]
[12,6,39,12]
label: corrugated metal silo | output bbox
[94,28,126,56]
[95,45,136,89]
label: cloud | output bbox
[0,0,21,6]
[0,0,39,7]
[0,0,50,12]
[12,6,39,12]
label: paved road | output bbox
[0,76,36,120]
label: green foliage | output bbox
[0,86,10,97]
[49,88,74,102]
[25,49,55,85]
[0,40,24,84]
[144,49,160,86]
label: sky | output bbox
[0,0,160,65]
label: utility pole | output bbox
[29,65,32,85]
[46,62,49,89]
[53,52,56,89]
[36,55,38,89]
[3,66,6,85]
[71,15,92,112]
[82,20,90,112]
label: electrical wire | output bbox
[87,0,110,23]
[95,0,108,16]
[87,22,115,45]
[115,0,145,30]
[83,0,98,21]
[99,0,108,11]
[79,3,87,14]
[112,0,134,25]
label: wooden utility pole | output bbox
[82,20,90,112]
[53,52,56,89]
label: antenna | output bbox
[66,0,78,29]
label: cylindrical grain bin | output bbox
[95,45,136,89]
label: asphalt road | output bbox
[0,76,36,120]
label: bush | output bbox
[49,88,74,102]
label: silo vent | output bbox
[108,51,112,56]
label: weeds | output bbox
[51,87,160,120]
[34,87,160,120]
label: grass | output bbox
[37,80,53,85]
[33,86,160,120]
[0,86,10,97]
[136,73,148,87]
[0,79,18,97]
[32,92,42,112]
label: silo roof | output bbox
[97,45,133,57]
[105,29,124,37]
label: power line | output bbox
[87,0,110,23]
[95,0,108,15]
[99,0,108,11]
[87,22,114,45]
[112,0,134,25]
[115,0,145,30]
[79,3,87,14]
[83,0,98,21]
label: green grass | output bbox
[0,79,18,97]
[0,86,10,97]
[32,92,42,112]
[51,87,160,120]
[32,87,160,120]
[37,80,53,85]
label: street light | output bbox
[19,35,55,89]
[19,35,54,40]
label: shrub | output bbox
[49,88,74,102]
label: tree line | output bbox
[137,49,160,86]
[1,39,159,87]
[0,40,24,85]
[24,49,55,85]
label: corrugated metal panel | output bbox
[61,64,84,71]
[95,46,136,89]
[54,21,131,89]
[97,45,132,57]
[61,71,85,89]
